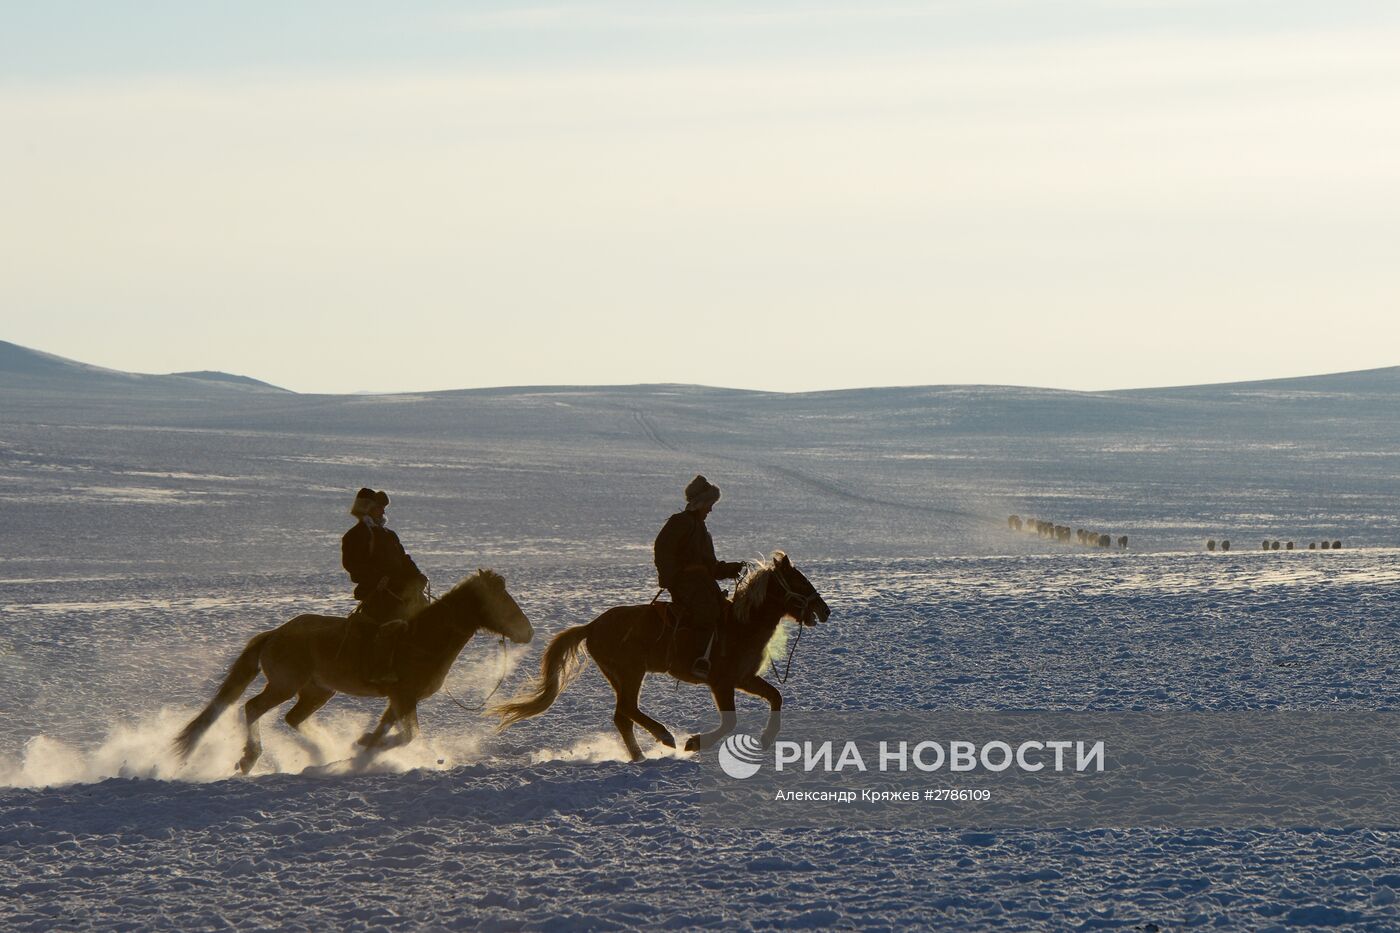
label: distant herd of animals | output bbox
[1007,515,1127,549]
[1009,515,1346,553]
[1214,539,1345,551]
[1243,535,1338,549]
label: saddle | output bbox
[348,608,409,685]
[653,598,735,679]
[348,604,409,644]
[650,600,686,630]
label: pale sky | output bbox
[2,1,1398,394]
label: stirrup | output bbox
[691,656,711,678]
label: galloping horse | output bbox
[496,552,830,760]
[174,570,533,773]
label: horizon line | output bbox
[2,338,1397,399]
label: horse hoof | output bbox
[684,735,702,753]
[356,733,376,748]
[761,731,780,748]
[659,732,676,748]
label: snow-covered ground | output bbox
[3,346,1400,929]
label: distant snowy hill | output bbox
[5,335,1396,410]
[1119,364,1400,397]
[0,340,287,394]
[2,338,1397,561]
[0,339,134,380]
[167,370,286,391]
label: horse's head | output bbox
[472,569,534,643]
[769,551,830,626]
[737,551,830,627]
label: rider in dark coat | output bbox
[654,475,743,677]
[343,488,427,622]
[342,488,428,683]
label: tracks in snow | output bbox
[629,409,978,520]
[631,410,679,453]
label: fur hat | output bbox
[350,487,388,517]
[684,474,721,512]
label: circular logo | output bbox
[718,733,765,779]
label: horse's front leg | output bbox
[376,705,420,751]
[738,674,783,747]
[357,704,397,748]
[685,682,737,752]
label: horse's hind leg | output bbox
[597,662,673,761]
[238,683,296,774]
[284,687,335,763]
[738,674,783,747]
[623,676,676,752]
[629,697,676,752]
[285,687,334,730]
[610,693,644,763]
[593,660,642,761]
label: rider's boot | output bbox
[368,652,399,686]
[365,620,405,685]
[691,631,715,679]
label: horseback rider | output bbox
[341,487,428,684]
[653,475,744,678]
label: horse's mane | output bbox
[732,551,786,624]
[412,569,500,623]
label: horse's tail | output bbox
[172,631,272,760]
[494,623,590,729]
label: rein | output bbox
[771,618,803,685]
[425,583,515,713]
[443,634,510,713]
[764,565,816,686]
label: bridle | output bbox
[767,563,821,627]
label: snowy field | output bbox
[3,345,1400,929]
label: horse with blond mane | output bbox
[174,569,533,773]
[496,552,829,760]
